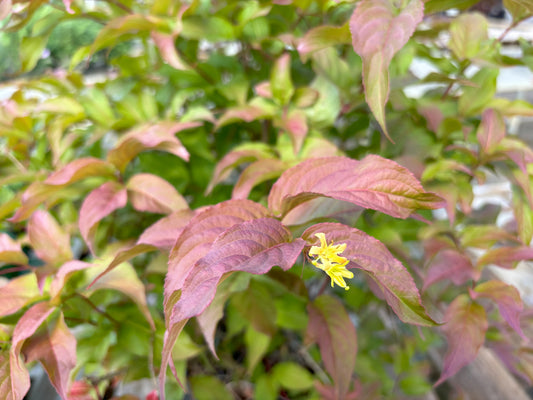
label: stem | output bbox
[497,18,527,43]
[72,293,121,327]
[442,62,469,99]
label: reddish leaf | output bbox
[436,295,487,386]
[28,210,72,266]
[232,159,287,200]
[23,313,76,399]
[206,144,275,194]
[0,348,29,400]
[67,381,94,400]
[306,295,357,400]
[277,109,308,154]
[160,217,305,398]
[302,223,437,326]
[350,0,423,140]
[477,246,533,269]
[268,155,443,219]
[62,0,73,13]
[151,32,188,70]
[254,82,272,98]
[471,280,526,340]
[86,260,155,329]
[9,183,60,223]
[127,173,188,214]
[138,209,196,251]
[477,109,506,154]
[0,233,28,265]
[0,273,39,318]
[45,158,116,186]
[79,182,128,254]
[298,24,351,57]
[216,103,274,129]
[107,122,198,172]
[423,249,479,290]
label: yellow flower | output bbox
[309,233,354,290]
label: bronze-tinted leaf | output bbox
[127,173,188,214]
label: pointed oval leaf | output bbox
[503,0,533,23]
[216,103,275,129]
[161,217,305,398]
[0,233,28,265]
[297,24,351,57]
[448,13,489,60]
[50,261,93,301]
[471,280,526,340]
[302,223,437,326]
[277,109,308,154]
[138,209,196,251]
[435,295,488,386]
[0,349,30,400]
[107,122,198,172]
[0,273,39,318]
[424,249,479,290]
[28,210,72,266]
[232,159,287,200]
[0,0,11,21]
[44,158,116,186]
[151,32,189,70]
[477,246,533,270]
[12,302,55,354]
[127,173,188,214]
[350,0,424,140]
[23,313,76,399]
[477,109,506,154]
[306,295,357,399]
[207,143,275,194]
[271,54,294,106]
[79,182,128,254]
[268,155,443,219]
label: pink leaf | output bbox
[127,173,188,214]
[268,155,443,219]
[477,109,506,154]
[471,280,526,340]
[423,249,479,290]
[0,273,39,318]
[277,109,308,154]
[302,223,437,326]
[79,182,127,254]
[12,302,55,354]
[477,246,533,269]
[0,348,30,400]
[216,105,273,129]
[435,295,488,386]
[232,159,287,200]
[350,0,423,140]
[23,313,76,399]
[28,210,72,266]
[0,0,12,21]
[138,209,196,251]
[254,82,272,98]
[282,198,363,227]
[62,0,73,13]
[45,158,116,186]
[306,295,357,400]
[151,32,188,70]
[160,217,305,398]
[206,144,275,194]
[107,122,198,172]
[0,233,28,265]
[297,24,351,57]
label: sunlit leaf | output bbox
[28,210,72,266]
[0,273,39,318]
[271,54,294,106]
[476,109,506,154]
[297,24,351,57]
[423,249,479,290]
[0,233,27,265]
[448,13,489,60]
[477,246,533,269]
[504,0,533,22]
[23,313,76,399]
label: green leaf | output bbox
[232,279,277,336]
[449,13,489,60]
[189,375,233,400]
[270,54,294,106]
[504,0,533,22]
[245,326,271,374]
[20,36,47,73]
[424,0,479,14]
[272,362,315,391]
[458,67,499,116]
